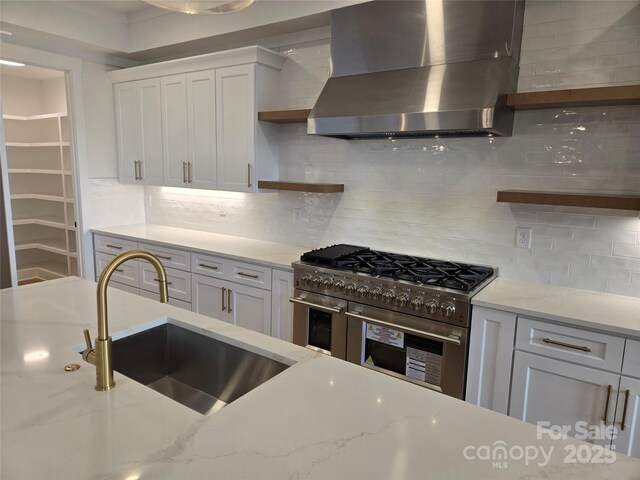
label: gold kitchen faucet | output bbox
[82,250,169,391]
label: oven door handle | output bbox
[346,311,461,346]
[289,297,344,314]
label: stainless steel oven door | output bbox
[290,289,348,359]
[345,302,468,399]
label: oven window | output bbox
[308,308,332,351]
[364,332,443,384]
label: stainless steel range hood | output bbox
[308,0,525,139]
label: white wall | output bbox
[0,75,47,115]
[145,0,640,298]
[519,0,640,90]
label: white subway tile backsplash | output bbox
[139,1,640,298]
[552,237,613,255]
[614,244,640,259]
[607,281,640,298]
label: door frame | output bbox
[1,43,92,280]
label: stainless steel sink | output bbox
[112,323,290,415]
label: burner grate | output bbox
[300,244,495,293]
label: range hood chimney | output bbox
[308,0,525,139]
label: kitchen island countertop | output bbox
[3,277,639,479]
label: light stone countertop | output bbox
[2,277,639,479]
[92,223,309,270]
[472,278,640,338]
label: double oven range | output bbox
[291,244,496,399]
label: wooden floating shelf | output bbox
[507,85,640,110]
[497,190,640,211]
[257,180,344,193]
[257,109,311,124]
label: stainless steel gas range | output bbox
[291,244,497,399]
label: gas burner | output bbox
[300,244,495,293]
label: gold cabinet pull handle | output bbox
[155,254,172,260]
[247,163,252,188]
[114,268,124,273]
[621,389,630,431]
[542,337,591,352]
[603,384,612,423]
[198,263,218,270]
[221,287,226,311]
[227,288,232,314]
[183,162,188,183]
[134,161,140,180]
[188,161,192,183]
[237,271,259,279]
[153,278,172,285]
[106,244,122,250]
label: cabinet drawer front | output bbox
[94,234,138,254]
[516,317,625,372]
[138,242,191,271]
[191,253,227,279]
[95,251,139,287]
[229,260,271,290]
[139,288,191,311]
[623,339,640,379]
[139,264,191,303]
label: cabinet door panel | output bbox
[187,71,217,190]
[623,340,640,379]
[139,79,163,185]
[114,82,141,184]
[191,273,226,322]
[271,270,294,341]
[216,65,255,193]
[613,376,640,459]
[228,282,271,335]
[466,307,516,414]
[510,351,620,446]
[161,74,189,187]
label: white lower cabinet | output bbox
[465,307,516,414]
[191,273,271,335]
[469,304,640,459]
[93,233,293,339]
[509,351,618,448]
[613,376,640,458]
[271,269,294,341]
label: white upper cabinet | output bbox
[110,46,285,192]
[187,71,217,190]
[216,64,254,192]
[115,79,163,185]
[161,74,189,187]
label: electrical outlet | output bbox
[516,227,532,249]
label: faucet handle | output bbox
[83,329,93,351]
[82,329,96,365]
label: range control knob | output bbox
[345,283,357,296]
[424,299,439,314]
[397,294,410,308]
[382,290,396,304]
[441,301,456,317]
[312,277,323,288]
[334,280,345,293]
[356,286,369,299]
[301,274,312,286]
[410,297,424,312]
[322,278,334,289]
[370,287,383,301]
